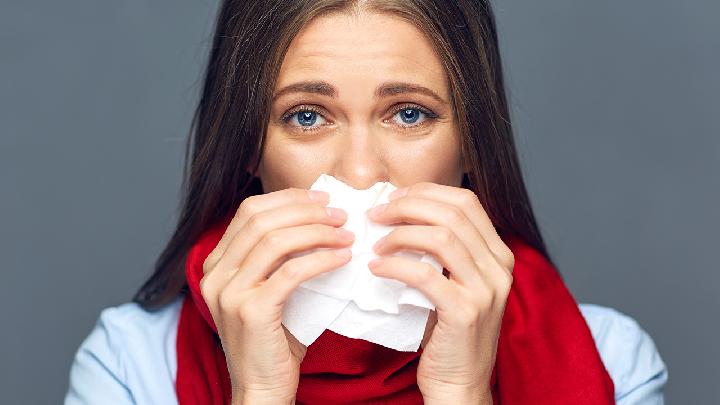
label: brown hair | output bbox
[133,0,558,310]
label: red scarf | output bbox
[176,214,615,404]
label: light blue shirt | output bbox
[64,294,668,404]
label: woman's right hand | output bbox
[199,188,354,404]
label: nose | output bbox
[330,123,389,190]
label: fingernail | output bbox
[368,258,383,269]
[389,187,408,200]
[308,190,329,202]
[326,207,347,220]
[373,236,386,251]
[367,203,388,216]
[337,228,355,240]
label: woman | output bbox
[65,1,668,404]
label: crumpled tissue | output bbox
[281,173,443,352]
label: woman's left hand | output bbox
[366,182,515,404]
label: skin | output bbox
[259,10,464,192]
[202,9,514,405]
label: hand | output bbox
[366,182,515,403]
[200,188,355,404]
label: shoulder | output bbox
[65,296,668,404]
[578,303,668,404]
[64,294,183,405]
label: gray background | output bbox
[1,1,717,403]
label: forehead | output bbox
[277,12,447,94]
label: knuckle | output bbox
[199,275,213,299]
[433,226,455,246]
[217,289,237,314]
[245,213,266,235]
[498,270,514,292]
[260,230,284,249]
[459,188,480,208]
[279,260,302,281]
[503,250,515,274]
[238,196,261,217]
[202,249,221,274]
[443,206,464,225]
[414,263,437,284]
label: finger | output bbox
[201,202,347,301]
[387,182,514,271]
[370,256,508,329]
[369,195,501,278]
[213,201,347,274]
[373,225,482,286]
[209,187,331,268]
[232,223,355,288]
[367,255,460,313]
[253,248,353,308]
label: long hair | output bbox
[133,0,557,310]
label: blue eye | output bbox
[280,103,438,132]
[297,111,317,126]
[395,108,424,125]
[282,107,327,130]
[388,104,439,129]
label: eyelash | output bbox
[279,103,439,133]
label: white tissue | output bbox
[280,174,443,352]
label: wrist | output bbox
[232,395,295,405]
[423,392,492,405]
[421,384,493,405]
[232,389,296,405]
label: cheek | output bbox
[259,129,334,191]
[385,130,463,185]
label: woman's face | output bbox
[258,11,464,192]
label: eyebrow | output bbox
[272,80,447,104]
